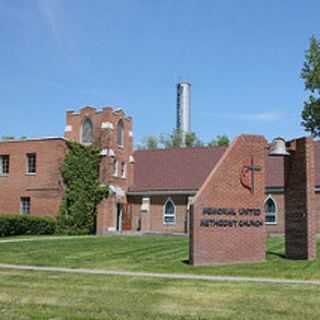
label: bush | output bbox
[57,141,109,235]
[0,214,56,237]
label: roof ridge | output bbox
[0,136,66,144]
[134,145,227,153]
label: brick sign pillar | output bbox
[285,137,317,260]
[190,135,267,266]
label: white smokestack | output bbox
[176,81,191,135]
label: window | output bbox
[163,198,176,224]
[20,197,31,214]
[264,196,277,224]
[0,155,9,175]
[81,118,94,145]
[117,119,124,146]
[112,159,118,177]
[120,161,126,178]
[26,153,37,174]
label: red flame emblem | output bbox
[240,161,252,192]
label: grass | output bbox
[1,268,320,319]
[0,234,320,280]
[1,235,320,319]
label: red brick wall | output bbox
[263,192,320,234]
[316,193,320,233]
[128,195,190,233]
[0,138,67,217]
[149,195,188,233]
[190,135,267,265]
[285,137,317,260]
[127,196,141,231]
[65,106,134,234]
[127,191,320,235]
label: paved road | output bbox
[0,263,320,286]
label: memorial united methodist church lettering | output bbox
[200,207,263,228]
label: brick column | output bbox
[285,137,317,260]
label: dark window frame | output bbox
[264,196,277,224]
[163,198,176,225]
[26,153,37,175]
[0,155,10,175]
[112,159,118,177]
[120,161,126,178]
[20,197,31,214]
[117,119,124,147]
[81,118,94,145]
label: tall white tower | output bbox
[176,81,191,134]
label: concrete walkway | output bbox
[0,234,319,244]
[0,235,95,243]
[0,232,186,244]
[0,263,320,286]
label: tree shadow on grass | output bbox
[184,253,288,265]
[266,250,287,259]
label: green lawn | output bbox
[1,235,320,319]
[0,234,320,280]
[0,268,320,320]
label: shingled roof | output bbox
[129,142,320,193]
[129,146,226,192]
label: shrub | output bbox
[57,141,109,235]
[0,214,56,237]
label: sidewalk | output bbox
[1,263,320,286]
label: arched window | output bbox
[163,198,176,224]
[81,118,93,145]
[264,196,277,224]
[117,119,124,146]
[112,159,118,177]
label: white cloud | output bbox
[35,0,79,64]
[201,111,285,122]
[236,112,284,121]
[36,0,64,44]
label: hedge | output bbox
[0,214,56,237]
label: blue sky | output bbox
[0,0,319,145]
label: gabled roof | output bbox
[129,146,227,192]
[129,141,320,193]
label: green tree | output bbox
[208,134,230,146]
[1,136,15,141]
[159,129,183,148]
[160,129,203,148]
[301,36,320,137]
[138,136,159,150]
[185,132,204,147]
[57,141,109,235]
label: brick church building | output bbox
[1,106,320,234]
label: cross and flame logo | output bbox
[240,156,262,193]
